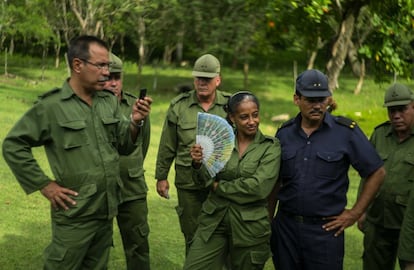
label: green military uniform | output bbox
[2,80,137,270]
[155,89,231,253]
[183,131,281,270]
[116,91,151,270]
[362,122,414,270]
[399,187,414,264]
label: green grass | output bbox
[0,54,409,269]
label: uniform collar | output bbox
[234,129,266,156]
[60,79,108,100]
[385,123,414,138]
[120,91,134,106]
[234,130,266,146]
[60,79,77,100]
[188,89,227,107]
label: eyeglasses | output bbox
[79,58,111,70]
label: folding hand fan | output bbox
[196,112,235,177]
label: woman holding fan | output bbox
[184,91,281,270]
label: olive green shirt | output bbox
[118,91,150,202]
[366,121,414,229]
[193,131,281,246]
[2,80,138,222]
[399,184,414,261]
[155,89,231,189]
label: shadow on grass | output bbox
[0,230,47,269]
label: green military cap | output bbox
[109,52,123,73]
[383,83,414,107]
[192,54,220,78]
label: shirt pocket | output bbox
[280,151,296,179]
[315,151,344,180]
[400,154,414,180]
[59,120,88,149]
[396,192,410,207]
[383,152,414,193]
[240,163,259,176]
[101,117,120,144]
[177,120,197,146]
[52,183,98,220]
[234,207,270,246]
[127,167,143,179]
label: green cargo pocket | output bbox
[201,199,217,215]
[127,167,143,179]
[131,222,150,246]
[250,249,270,265]
[175,205,183,217]
[45,243,67,262]
[54,183,98,219]
[138,221,150,237]
[175,205,187,235]
[396,194,409,206]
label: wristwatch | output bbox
[130,114,144,128]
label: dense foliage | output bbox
[1,0,413,89]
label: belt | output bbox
[281,211,327,224]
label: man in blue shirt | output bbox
[268,69,385,270]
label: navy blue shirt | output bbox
[276,113,383,217]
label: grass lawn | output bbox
[0,54,408,269]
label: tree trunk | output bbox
[4,47,8,76]
[136,15,146,91]
[354,58,365,95]
[41,46,47,81]
[176,29,184,65]
[307,37,326,70]
[9,38,14,55]
[307,50,317,70]
[54,31,61,68]
[326,3,365,92]
[347,40,361,76]
[243,62,249,89]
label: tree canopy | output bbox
[1,0,413,91]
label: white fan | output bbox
[196,112,235,177]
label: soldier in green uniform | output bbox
[105,53,151,270]
[2,35,151,270]
[155,54,231,255]
[358,83,414,270]
[399,191,414,270]
[183,91,281,269]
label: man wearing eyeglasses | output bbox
[358,83,414,270]
[155,54,231,256]
[268,69,385,270]
[2,35,151,269]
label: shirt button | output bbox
[304,157,308,161]
[307,141,311,144]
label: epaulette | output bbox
[124,91,137,99]
[264,135,277,143]
[170,91,191,105]
[334,116,357,129]
[279,118,295,129]
[374,121,391,130]
[103,89,116,96]
[38,87,60,99]
[221,91,232,98]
